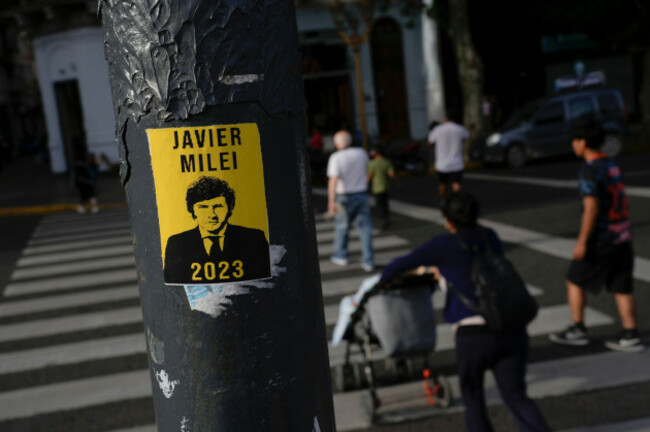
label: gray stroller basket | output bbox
[337,275,452,422]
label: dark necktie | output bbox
[207,236,223,256]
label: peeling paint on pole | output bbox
[99,0,305,129]
[184,245,287,318]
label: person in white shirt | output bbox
[428,116,469,204]
[327,130,374,272]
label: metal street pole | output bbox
[352,44,369,151]
[330,0,374,150]
[99,1,335,431]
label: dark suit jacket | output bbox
[164,225,271,284]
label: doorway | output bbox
[54,79,86,173]
[371,18,410,139]
[302,43,354,134]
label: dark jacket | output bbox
[164,225,271,284]
[380,228,503,324]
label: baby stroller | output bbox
[331,274,452,422]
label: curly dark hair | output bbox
[186,176,235,219]
[572,115,604,149]
[442,191,479,229]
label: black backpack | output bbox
[449,229,538,333]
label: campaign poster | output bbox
[147,124,271,285]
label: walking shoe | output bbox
[604,330,645,353]
[549,324,590,346]
[330,256,348,267]
[91,205,100,214]
[361,263,375,273]
[76,204,86,214]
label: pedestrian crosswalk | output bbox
[0,204,644,431]
[0,285,137,318]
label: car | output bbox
[479,88,627,168]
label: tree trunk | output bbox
[447,0,484,138]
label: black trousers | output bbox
[455,326,551,432]
[373,192,389,227]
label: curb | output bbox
[0,202,128,217]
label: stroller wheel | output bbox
[434,374,452,408]
[360,390,380,423]
[422,370,452,408]
[333,364,357,392]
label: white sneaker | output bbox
[361,263,375,273]
[76,204,86,214]
[604,330,645,353]
[91,205,100,214]
[549,324,590,346]
[330,256,348,266]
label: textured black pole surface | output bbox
[99,1,335,430]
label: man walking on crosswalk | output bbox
[327,130,374,272]
[550,117,644,352]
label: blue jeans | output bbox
[333,192,374,267]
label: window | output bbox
[598,93,621,116]
[569,96,595,120]
[534,102,565,125]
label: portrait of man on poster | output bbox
[163,176,271,284]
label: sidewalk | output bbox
[0,155,126,215]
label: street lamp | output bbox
[329,0,374,150]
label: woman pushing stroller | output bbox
[379,191,550,432]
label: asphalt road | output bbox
[0,151,649,431]
[334,152,650,432]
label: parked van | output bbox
[479,88,627,168]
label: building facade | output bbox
[33,27,116,173]
[0,1,446,173]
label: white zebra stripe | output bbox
[22,236,133,256]
[18,244,135,267]
[317,235,408,257]
[0,285,138,318]
[4,268,138,297]
[328,304,614,365]
[32,220,131,238]
[318,248,413,275]
[323,284,544,326]
[0,370,151,422]
[11,255,136,280]
[27,228,132,246]
[0,307,142,343]
[0,333,145,375]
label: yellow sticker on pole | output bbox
[147,124,271,286]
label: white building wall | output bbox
[353,42,380,140]
[73,30,117,166]
[375,9,430,140]
[295,8,333,32]
[421,0,446,127]
[33,38,69,173]
[295,8,379,141]
[33,27,116,174]
[402,17,430,140]
[30,13,445,172]
[296,7,442,142]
